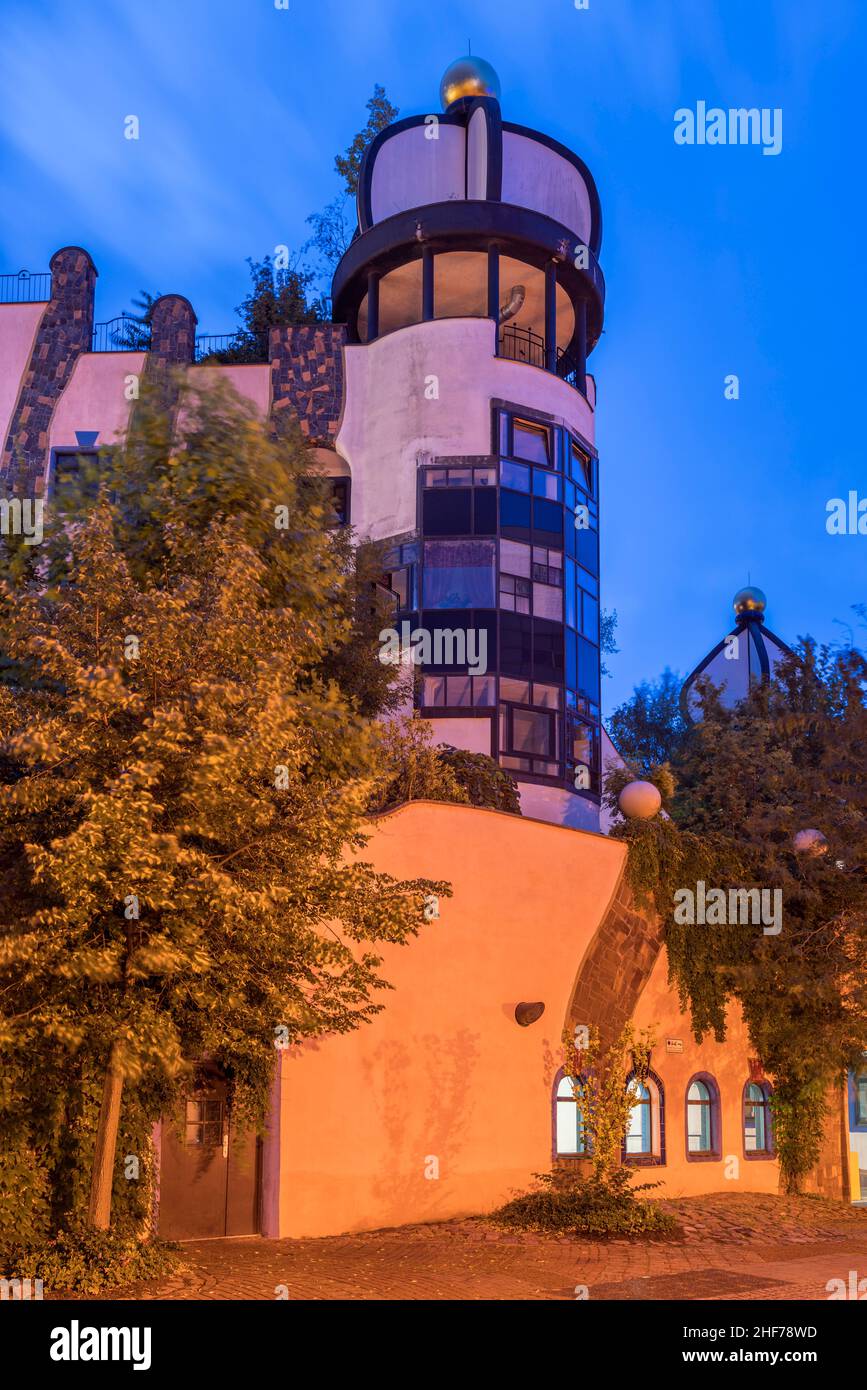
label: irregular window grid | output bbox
[185,1097,224,1147]
[425,466,497,488]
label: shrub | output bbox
[1,1225,179,1296]
[492,1167,679,1239]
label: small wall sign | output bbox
[665,1038,683,1053]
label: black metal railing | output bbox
[92,314,151,352]
[194,331,269,363]
[498,322,546,369]
[0,269,52,304]
[497,324,585,392]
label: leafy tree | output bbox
[607,668,688,772]
[112,290,159,350]
[334,84,399,197]
[201,256,323,365]
[0,379,446,1237]
[600,607,619,679]
[306,84,399,280]
[608,637,867,1192]
[368,717,521,815]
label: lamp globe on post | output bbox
[793,828,829,857]
[618,780,662,820]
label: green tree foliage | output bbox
[607,639,867,1191]
[607,668,688,771]
[368,716,521,815]
[334,84,399,196]
[0,378,447,1245]
[201,256,323,364]
[306,84,399,280]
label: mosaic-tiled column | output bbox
[1,245,97,496]
[269,323,346,444]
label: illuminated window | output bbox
[744,1082,773,1154]
[686,1078,717,1155]
[513,418,550,467]
[555,1075,589,1155]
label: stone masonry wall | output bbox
[1,246,97,496]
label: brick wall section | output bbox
[269,324,346,444]
[1,246,97,496]
[566,869,665,1056]
[148,295,197,369]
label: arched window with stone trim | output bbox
[624,1069,665,1165]
[743,1080,774,1156]
[685,1074,721,1159]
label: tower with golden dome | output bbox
[331,55,606,829]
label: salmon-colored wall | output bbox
[48,352,146,464]
[187,363,271,416]
[629,947,780,1196]
[276,800,626,1237]
[0,302,45,457]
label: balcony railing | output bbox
[92,314,151,352]
[497,323,585,393]
[0,270,52,304]
[194,331,269,364]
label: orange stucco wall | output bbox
[629,948,781,1196]
[276,800,627,1237]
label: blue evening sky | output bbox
[1,0,864,712]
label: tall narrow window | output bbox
[624,1071,664,1162]
[856,1073,867,1126]
[744,1081,773,1154]
[687,1080,713,1154]
[555,1074,588,1155]
[625,1081,653,1156]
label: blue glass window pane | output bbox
[583,593,599,643]
[500,489,531,533]
[500,460,530,492]
[532,497,563,541]
[577,525,598,575]
[578,636,600,703]
[564,558,577,628]
[533,469,562,501]
[565,627,577,692]
[422,540,495,608]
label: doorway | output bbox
[158,1077,261,1239]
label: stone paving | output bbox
[67,1194,867,1302]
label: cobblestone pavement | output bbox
[72,1195,867,1302]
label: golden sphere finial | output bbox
[439,56,501,111]
[733,585,767,618]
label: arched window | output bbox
[555,1074,588,1155]
[624,1071,665,1164]
[685,1074,721,1159]
[743,1081,774,1155]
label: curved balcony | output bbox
[331,200,605,389]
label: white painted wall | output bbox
[337,317,595,543]
[501,132,593,245]
[370,125,466,222]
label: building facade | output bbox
[0,60,857,1239]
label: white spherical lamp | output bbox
[618,780,662,820]
[793,828,828,857]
